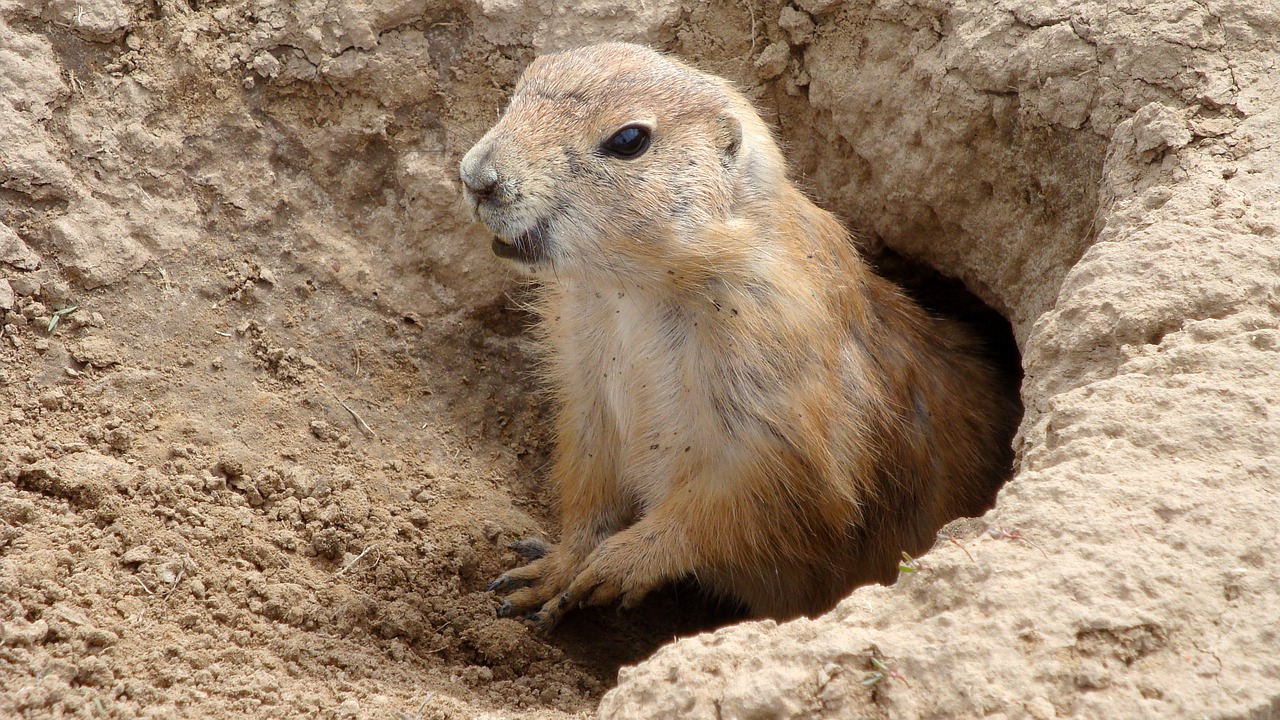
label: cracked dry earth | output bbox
[2,0,1280,719]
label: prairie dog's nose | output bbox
[460,146,501,203]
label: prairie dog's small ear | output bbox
[715,112,742,167]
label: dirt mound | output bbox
[2,0,1278,718]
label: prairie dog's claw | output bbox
[486,574,529,593]
[509,537,551,559]
[526,606,565,633]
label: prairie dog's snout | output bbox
[459,136,547,263]
[458,148,501,208]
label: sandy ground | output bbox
[2,0,1278,718]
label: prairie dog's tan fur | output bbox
[459,43,1018,624]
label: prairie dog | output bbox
[459,42,1018,626]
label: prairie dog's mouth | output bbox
[490,235,518,258]
[491,217,550,265]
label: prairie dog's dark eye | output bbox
[602,125,651,159]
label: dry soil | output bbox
[2,1,1278,719]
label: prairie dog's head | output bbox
[459,42,786,283]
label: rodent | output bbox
[458,42,1019,627]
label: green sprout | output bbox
[863,656,911,687]
[47,305,79,333]
[898,551,928,573]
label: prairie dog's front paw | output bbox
[486,543,583,624]
[573,539,667,608]
[528,538,669,628]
